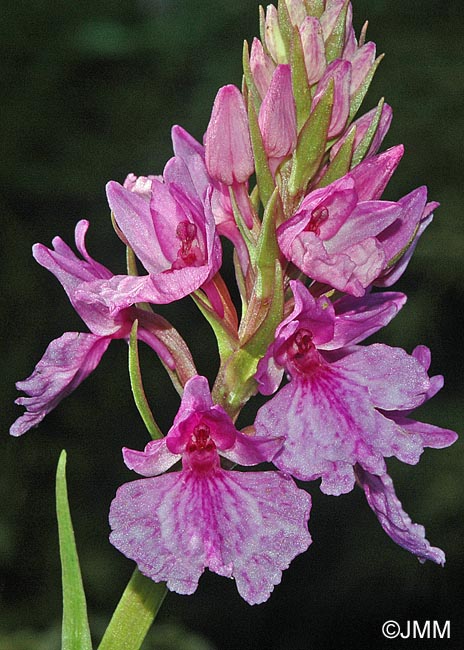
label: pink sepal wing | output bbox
[355,467,446,565]
[378,186,428,262]
[322,291,407,350]
[109,468,312,604]
[123,438,180,477]
[221,430,283,466]
[375,212,434,288]
[33,220,126,337]
[10,332,111,436]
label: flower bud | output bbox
[205,85,254,185]
[258,64,297,159]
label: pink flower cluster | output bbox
[12,0,456,604]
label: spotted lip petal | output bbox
[109,468,312,605]
[254,282,457,495]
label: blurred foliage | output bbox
[1,0,463,649]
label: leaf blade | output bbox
[56,450,93,650]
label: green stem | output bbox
[98,570,167,650]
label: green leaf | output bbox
[238,189,283,343]
[212,263,283,420]
[126,245,139,276]
[129,320,163,440]
[351,98,384,167]
[98,569,167,650]
[288,79,333,196]
[290,26,312,131]
[315,125,355,188]
[277,0,293,56]
[259,5,268,54]
[242,40,261,113]
[191,291,238,362]
[228,187,259,265]
[349,54,384,122]
[247,100,275,209]
[305,0,324,19]
[242,261,284,358]
[56,450,93,650]
[254,188,283,296]
[324,0,349,63]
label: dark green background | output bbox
[2,1,463,648]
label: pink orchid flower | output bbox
[254,281,457,562]
[109,375,312,605]
[76,150,223,316]
[277,146,434,295]
[10,221,171,437]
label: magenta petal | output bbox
[355,467,446,565]
[10,332,111,436]
[286,280,336,345]
[172,375,213,421]
[109,468,312,604]
[167,376,238,454]
[123,439,180,477]
[321,291,407,349]
[335,344,430,411]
